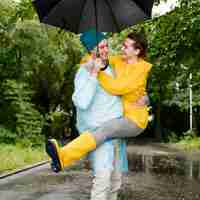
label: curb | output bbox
[0,160,49,179]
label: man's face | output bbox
[121,38,140,58]
[97,39,109,60]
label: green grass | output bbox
[175,137,200,151]
[0,143,48,174]
[167,130,200,151]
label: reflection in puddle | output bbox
[119,153,200,200]
[128,153,200,180]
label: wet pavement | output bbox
[1,142,200,200]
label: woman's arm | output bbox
[98,64,152,95]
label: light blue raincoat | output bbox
[72,65,128,174]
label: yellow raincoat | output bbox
[98,55,152,129]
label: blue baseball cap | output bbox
[80,29,106,51]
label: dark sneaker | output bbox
[50,161,59,172]
[45,139,62,173]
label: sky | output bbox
[152,0,178,16]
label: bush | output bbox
[166,131,179,143]
[0,125,17,144]
[175,130,200,150]
[0,80,44,144]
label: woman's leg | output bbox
[46,117,143,172]
[93,117,143,146]
[46,132,96,172]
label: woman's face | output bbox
[121,38,140,59]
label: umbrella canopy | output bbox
[33,0,154,33]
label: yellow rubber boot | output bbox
[55,132,96,169]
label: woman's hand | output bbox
[131,95,149,107]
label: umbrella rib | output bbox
[77,0,88,33]
[104,0,121,32]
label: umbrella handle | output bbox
[100,65,108,71]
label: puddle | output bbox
[128,153,200,180]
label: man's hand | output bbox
[94,58,104,69]
[91,51,97,60]
[90,66,99,77]
[81,58,95,71]
[89,58,105,77]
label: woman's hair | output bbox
[127,32,147,58]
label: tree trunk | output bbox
[154,78,162,141]
[155,102,162,141]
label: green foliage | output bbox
[15,0,35,20]
[0,125,17,144]
[176,130,200,150]
[166,131,179,143]
[15,102,44,139]
[180,129,197,141]
[45,111,70,139]
[165,129,200,151]
[0,80,44,143]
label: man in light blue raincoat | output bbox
[72,30,128,200]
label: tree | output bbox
[0,0,82,142]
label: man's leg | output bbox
[109,170,122,200]
[90,141,115,200]
[90,169,112,200]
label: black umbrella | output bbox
[33,0,154,33]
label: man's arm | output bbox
[72,67,98,110]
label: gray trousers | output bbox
[93,117,144,146]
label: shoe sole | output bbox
[46,139,62,173]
